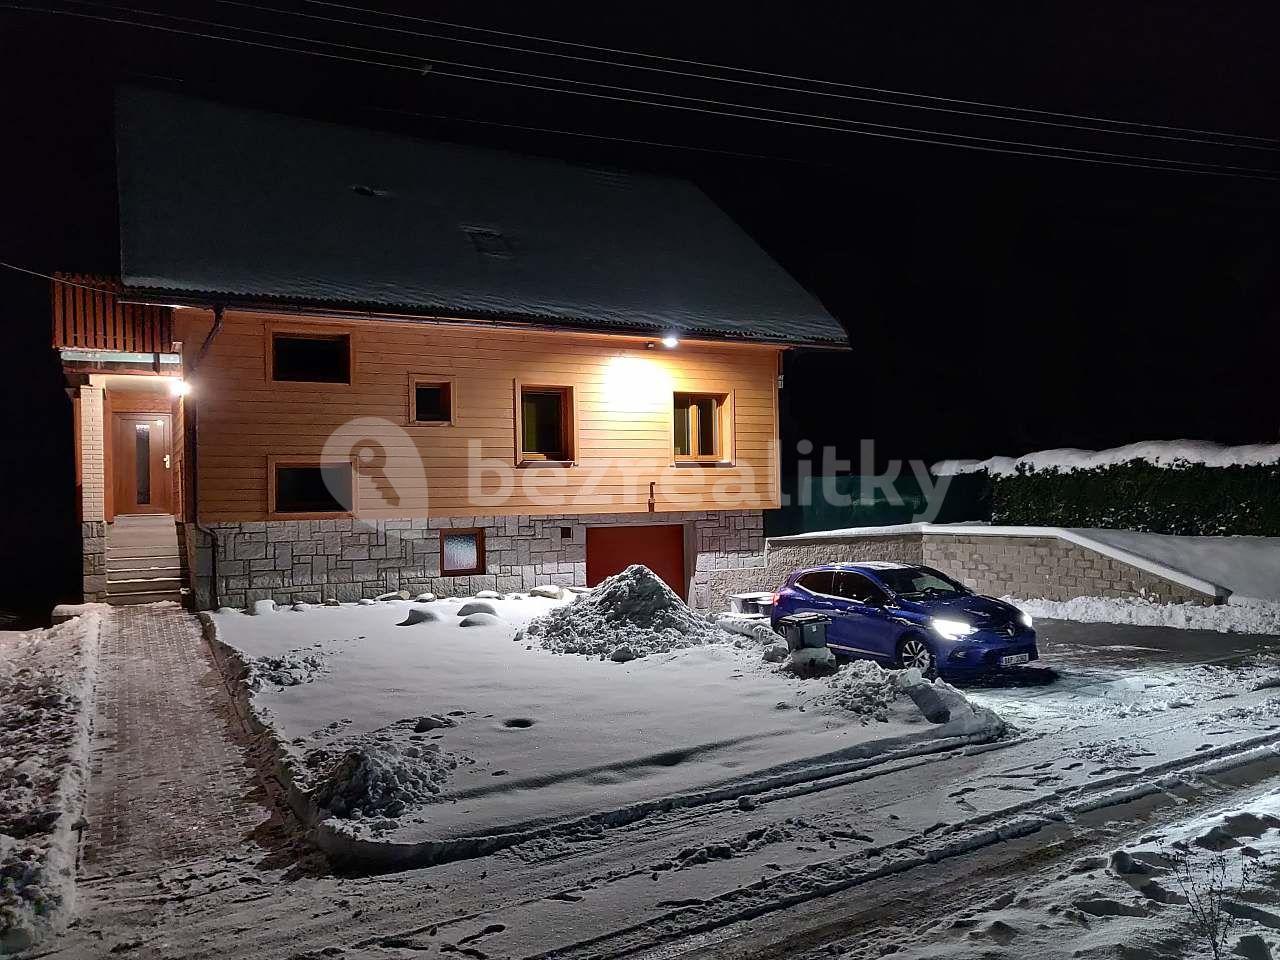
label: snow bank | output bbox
[0,613,100,954]
[309,740,464,822]
[934,439,1280,477]
[520,565,728,659]
[1012,595,1280,635]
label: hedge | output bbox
[991,461,1280,536]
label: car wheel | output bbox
[897,635,938,677]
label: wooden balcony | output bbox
[52,274,174,354]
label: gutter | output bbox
[117,289,851,351]
[186,305,225,609]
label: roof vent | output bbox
[463,227,514,260]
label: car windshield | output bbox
[874,567,969,599]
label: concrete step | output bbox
[107,544,182,559]
[107,568,181,583]
[107,576,183,594]
[106,590,185,606]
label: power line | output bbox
[221,0,1280,154]
[304,0,1280,148]
[43,1,1280,179]
[0,261,121,294]
[8,3,1280,182]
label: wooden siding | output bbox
[52,275,174,352]
[177,310,783,521]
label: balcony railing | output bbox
[52,274,174,354]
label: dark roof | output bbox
[115,89,846,346]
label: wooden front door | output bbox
[586,524,687,599]
[112,413,172,515]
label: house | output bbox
[56,89,846,611]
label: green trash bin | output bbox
[776,612,830,652]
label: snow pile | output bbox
[897,669,1006,735]
[817,660,902,723]
[1011,595,1280,635]
[248,650,328,689]
[934,439,1280,477]
[0,614,100,954]
[309,740,463,821]
[521,565,729,659]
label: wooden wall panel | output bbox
[178,311,783,521]
[52,275,174,352]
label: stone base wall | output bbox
[82,521,107,601]
[699,529,1217,610]
[187,510,764,612]
[922,534,1214,604]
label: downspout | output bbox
[187,305,224,609]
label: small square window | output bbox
[413,381,452,423]
[273,463,353,516]
[272,332,350,383]
[674,393,728,461]
[518,385,573,462]
[440,528,485,576]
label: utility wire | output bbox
[222,0,1280,154]
[304,0,1280,148]
[0,261,122,294]
[42,1,1280,178]
[8,3,1280,182]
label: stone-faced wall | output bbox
[921,534,1214,604]
[82,520,107,601]
[698,533,925,611]
[187,510,764,611]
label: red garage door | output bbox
[586,524,687,599]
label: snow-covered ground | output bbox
[0,612,100,954]
[1013,595,1280,635]
[37,606,1280,960]
[846,782,1280,959]
[934,438,1280,476]
[205,570,1005,865]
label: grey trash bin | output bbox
[776,612,830,652]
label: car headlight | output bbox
[931,618,977,640]
[1019,611,1033,628]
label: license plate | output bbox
[1000,653,1030,666]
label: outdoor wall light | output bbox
[661,335,680,348]
[168,378,191,397]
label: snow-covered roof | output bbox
[933,440,1280,477]
[115,88,845,347]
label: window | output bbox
[272,332,350,384]
[409,377,452,424]
[674,393,728,462]
[796,570,835,595]
[518,386,573,462]
[833,571,883,604]
[273,463,353,516]
[440,528,485,576]
[875,566,969,599]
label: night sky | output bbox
[2,2,1279,615]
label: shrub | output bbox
[991,461,1280,536]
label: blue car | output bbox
[771,562,1038,676]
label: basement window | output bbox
[440,528,486,576]
[272,463,354,516]
[272,332,351,384]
